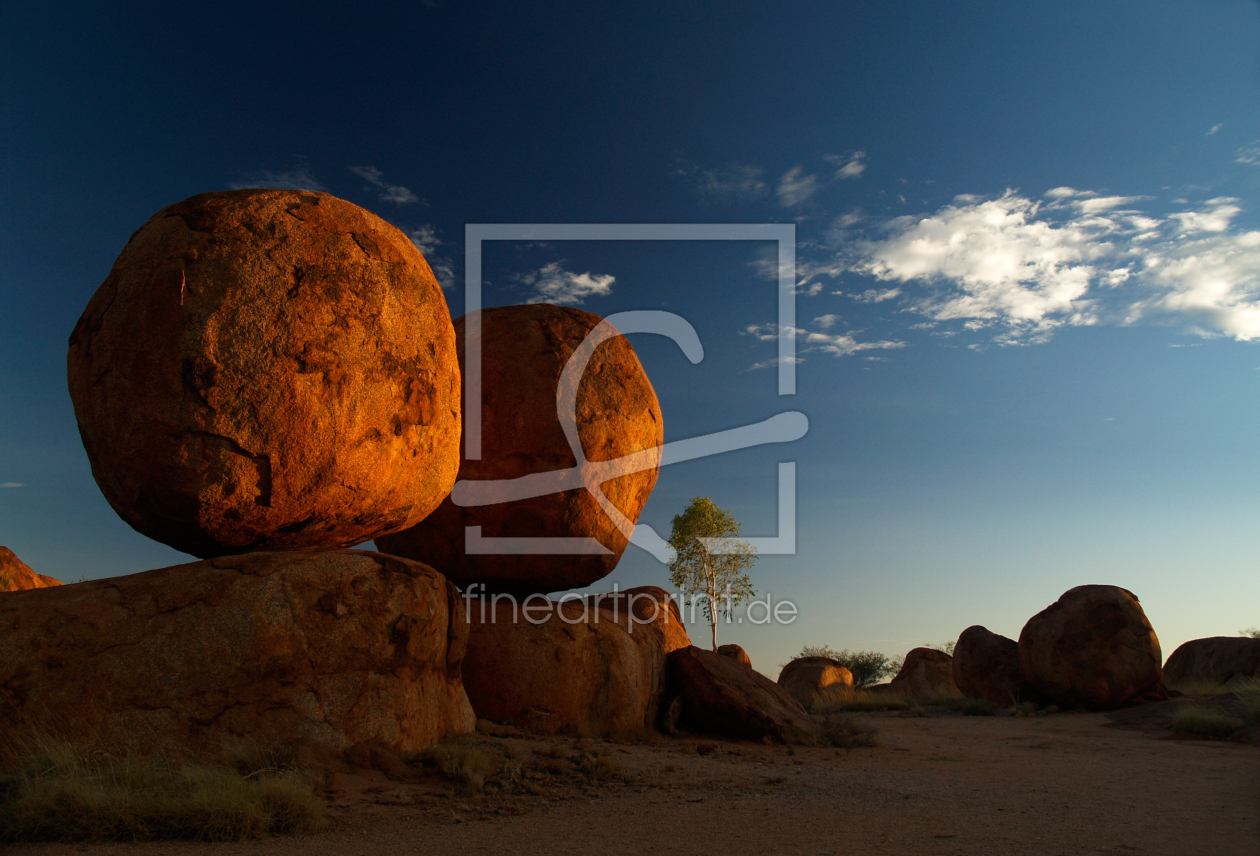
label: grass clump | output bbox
[962,699,998,716]
[1169,705,1246,740]
[813,688,910,714]
[421,737,522,794]
[0,741,323,843]
[818,713,879,750]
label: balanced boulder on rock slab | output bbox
[889,648,958,699]
[0,547,62,592]
[777,656,854,710]
[1018,585,1166,709]
[67,190,461,558]
[578,586,692,653]
[0,550,475,761]
[1163,637,1260,687]
[717,644,753,669]
[377,304,663,595]
[953,625,1044,707]
[668,646,818,744]
[460,594,675,736]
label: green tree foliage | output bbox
[667,497,756,650]
[793,646,902,688]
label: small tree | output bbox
[792,646,901,688]
[667,497,756,650]
[1240,627,1260,639]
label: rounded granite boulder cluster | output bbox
[67,190,661,593]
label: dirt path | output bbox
[9,710,1259,856]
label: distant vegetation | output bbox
[1240,627,1260,639]
[793,646,902,688]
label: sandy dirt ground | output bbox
[8,705,1259,856]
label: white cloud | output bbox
[744,321,904,358]
[1207,123,1222,136]
[519,262,614,305]
[228,165,326,192]
[814,313,838,329]
[0,482,24,488]
[825,151,867,179]
[835,189,1260,343]
[1236,142,1260,166]
[349,166,422,205]
[777,166,819,207]
[850,287,902,303]
[745,356,804,371]
[407,226,457,289]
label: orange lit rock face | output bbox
[67,190,460,558]
[777,656,854,709]
[377,304,663,595]
[0,547,62,592]
[0,550,475,760]
[717,644,753,669]
[1018,585,1166,709]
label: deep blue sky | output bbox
[3,0,1260,669]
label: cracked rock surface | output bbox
[67,189,460,557]
[0,549,475,760]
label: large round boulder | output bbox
[578,585,692,653]
[0,550,475,761]
[1163,637,1260,687]
[777,656,854,709]
[1018,585,1166,709]
[953,625,1045,706]
[459,594,674,736]
[377,304,662,595]
[67,190,460,558]
[0,546,62,592]
[889,647,959,699]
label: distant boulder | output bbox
[0,550,475,761]
[953,625,1044,706]
[1018,585,1166,709]
[67,189,460,558]
[1163,637,1260,687]
[376,304,663,595]
[717,644,752,669]
[777,656,854,709]
[0,547,62,592]
[460,595,674,736]
[669,646,818,744]
[889,648,958,698]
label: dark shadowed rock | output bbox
[953,625,1046,706]
[580,585,692,653]
[889,648,958,698]
[717,644,752,668]
[1018,585,1166,710]
[376,304,662,595]
[1163,637,1260,687]
[668,646,818,744]
[777,656,854,709]
[460,596,673,736]
[0,550,475,761]
[67,190,460,558]
[0,547,62,592]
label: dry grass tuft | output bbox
[1169,705,1246,740]
[421,737,522,794]
[0,739,323,843]
[817,713,879,750]
[812,688,910,714]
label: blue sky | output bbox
[3,1,1259,670]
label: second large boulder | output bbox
[1163,637,1260,687]
[1018,585,1166,709]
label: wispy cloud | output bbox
[1206,123,1223,136]
[228,164,326,192]
[744,321,905,361]
[777,166,820,207]
[745,356,804,372]
[0,482,24,489]
[519,262,614,305]
[825,151,867,179]
[1235,141,1260,166]
[681,163,768,202]
[348,166,422,205]
[832,188,1260,343]
[407,225,457,289]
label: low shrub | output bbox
[962,699,997,716]
[818,713,879,749]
